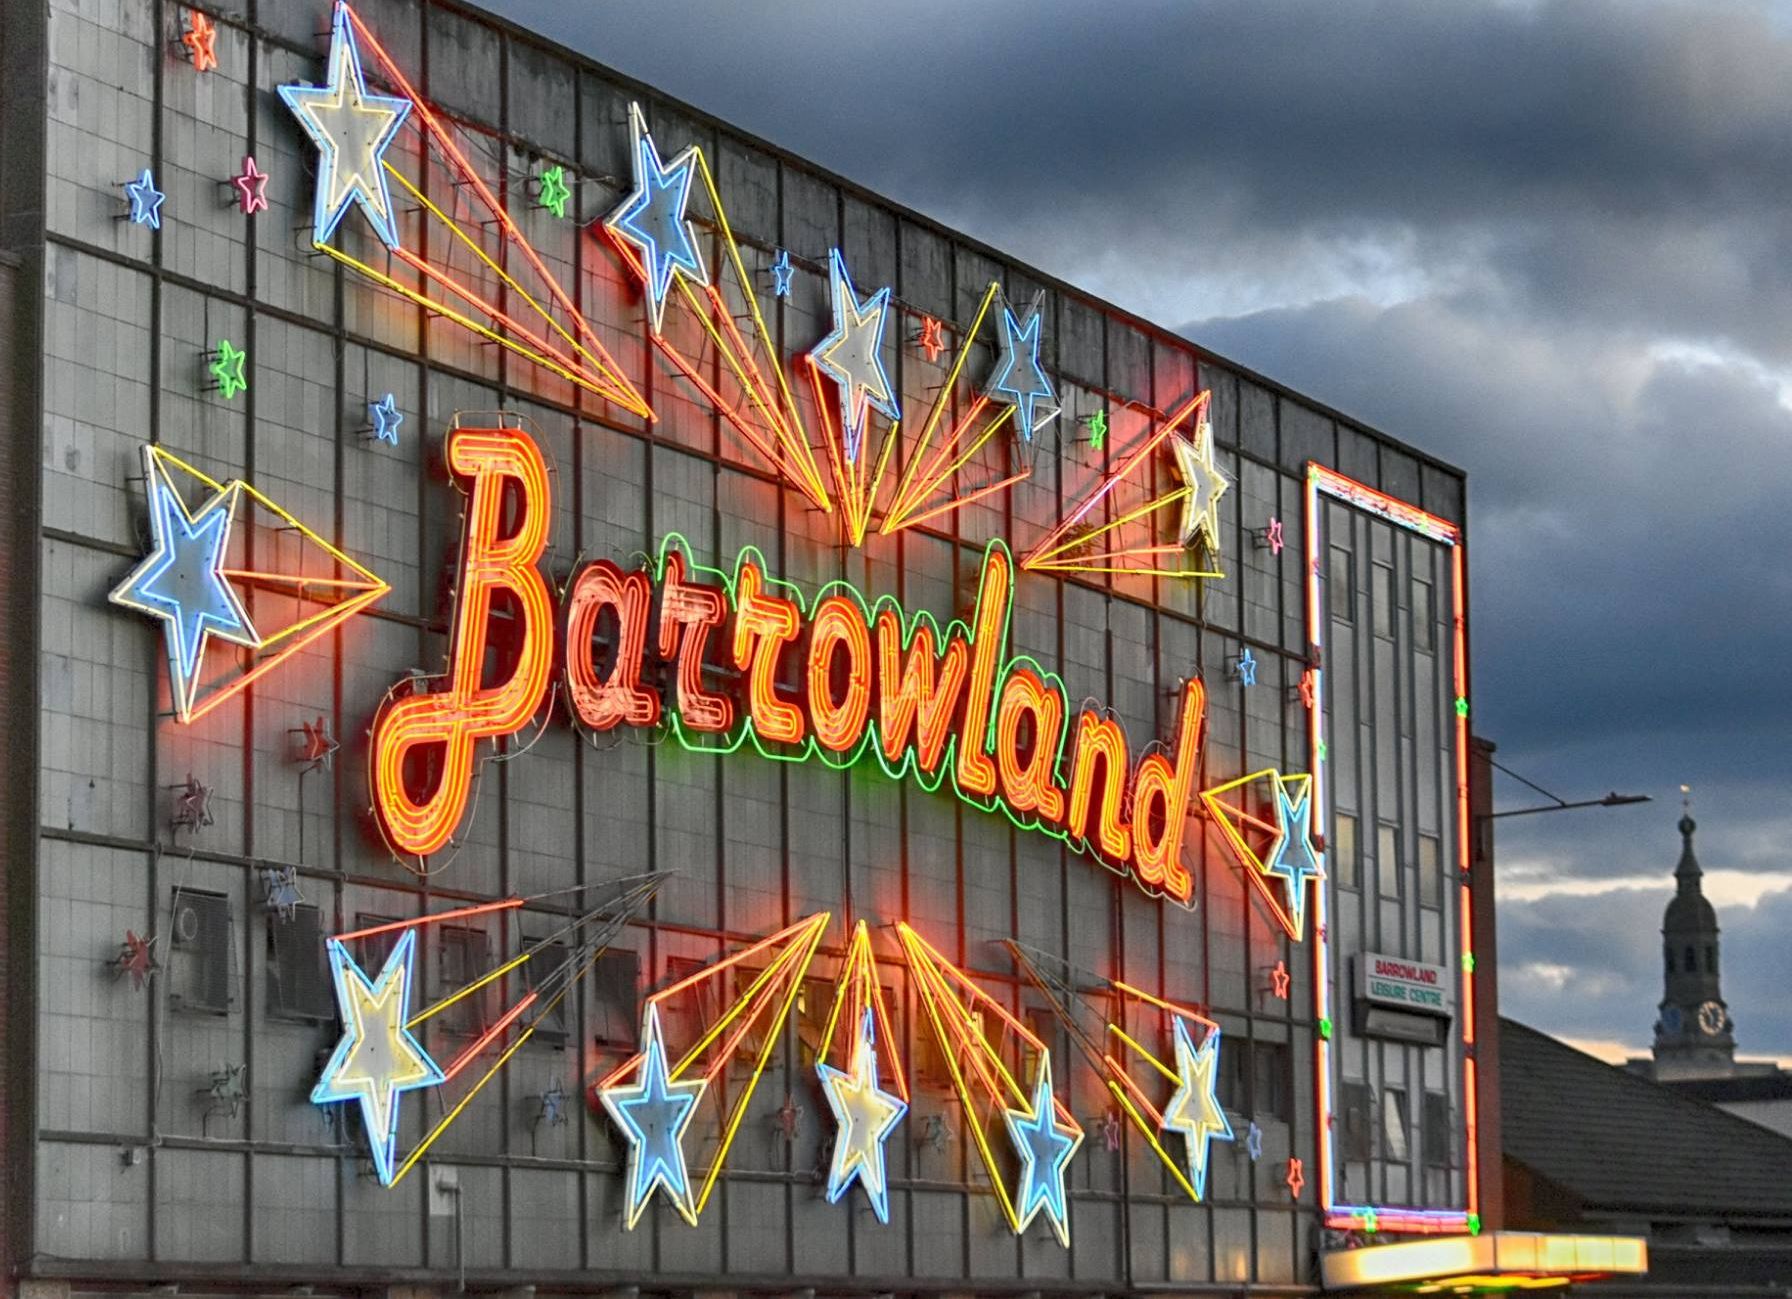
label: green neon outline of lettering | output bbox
[604,533,1190,910]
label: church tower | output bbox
[1651,810,1736,1080]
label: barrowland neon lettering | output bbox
[370,425,1210,905]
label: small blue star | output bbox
[369,393,403,446]
[1002,1055,1081,1246]
[1235,646,1257,687]
[770,248,793,297]
[1246,1120,1264,1162]
[125,168,165,229]
[109,448,261,722]
[1264,776,1325,940]
[604,103,708,335]
[598,1003,707,1229]
[985,305,1057,441]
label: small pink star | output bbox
[918,315,945,363]
[1298,669,1316,710]
[1286,1157,1305,1199]
[233,155,269,216]
[1269,959,1290,1000]
[1266,517,1284,555]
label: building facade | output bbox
[0,1,1527,1295]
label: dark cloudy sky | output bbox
[474,0,1792,1063]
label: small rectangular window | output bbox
[1222,1030,1250,1111]
[1341,1082,1374,1161]
[267,903,333,1022]
[1423,1092,1453,1169]
[1382,1087,1410,1161]
[1252,1041,1293,1123]
[1378,823,1402,899]
[591,949,639,1049]
[520,936,569,1048]
[1372,564,1396,640]
[169,887,234,1015]
[1333,811,1359,891]
[1328,547,1355,623]
[1413,577,1436,654]
[437,926,489,1036]
[1418,834,1442,908]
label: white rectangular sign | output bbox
[1358,952,1452,1018]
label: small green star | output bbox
[1467,1213,1482,1236]
[1361,1208,1379,1233]
[1317,739,1328,762]
[1454,695,1469,719]
[1088,408,1108,451]
[1462,951,1476,974]
[1317,1016,1332,1040]
[210,339,247,400]
[538,164,571,220]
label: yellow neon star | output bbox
[817,1009,907,1221]
[1170,416,1229,555]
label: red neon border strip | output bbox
[1305,462,1477,1236]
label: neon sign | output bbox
[370,424,1209,905]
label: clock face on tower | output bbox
[1698,1000,1727,1036]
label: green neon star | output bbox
[1317,1016,1332,1040]
[1454,695,1469,719]
[1361,1208,1379,1233]
[1317,739,1328,762]
[1467,1213,1482,1236]
[1088,408,1107,451]
[538,164,571,220]
[1462,951,1476,974]
[210,340,247,400]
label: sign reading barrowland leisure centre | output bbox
[84,0,1484,1275]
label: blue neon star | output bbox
[1264,776,1325,940]
[770,248,793,297]
[109,448,261,722]
[817,1009,907,1223]
[604,102,708,335]
[311,929,445,1185]
[278,4,413,249]
[808,248,899,465]
[1160,1020,1233,1199]
[1236,646,1257,687]
[599,1003,707,1229]
[1246,1119,1264,1162]
[370,393,403,446]
[124,168,165,229]
[985,305,1057,441]
[1002,1054,1081,1246]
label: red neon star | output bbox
[1298,669,1316,710]
[182,10,218,73]
[1266,517,1284,555]
[918,315,945,363]
[119,930,156,991]
[1269,959,1290,1000]
[233,155,269,215]
[1286,1157,1305,1199]
[297,715,338,771]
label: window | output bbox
[1685,945,1696,973]
[1222,1033,1250,1111]
[1706,946,1717,974]
[1423,1092,1453,1169]
[591,949,639,1049]
[1418,834,1442,908]
[521,936,569,1048]
[1372,564,1395,640]
[1413,577,1436,654]
[1328,547,1355,622]
[1333,812,1359,890]
[1382,1087,1409,1161]
[267,903,333,1022]
[1251,1041,1293,1123]
[1664,946,1675,975]
[1378,823,1402,899]
[169,887,234,1015]
[1341,1083,1374,1161]
[437,926,490,1036]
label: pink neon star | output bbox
[1286,1157,1305,1199]
[1270,959,1290,1000]
[1298,669,1316,710]
[233,155,269,216]
[1266,517,1284,555]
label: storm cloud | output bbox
[475,0,1792,1059]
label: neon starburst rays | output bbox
[815,920,908,1221]
[595,913,830,1228]
[1004,943,1232,1205]
[592,103,832,515]
[278,2,411,249]
[1021,390,1224,578]
[109,445,388,724]
[1200,768,1325,941]
[895,922,1084,1246]
[289,5,650,418]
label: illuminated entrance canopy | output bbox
[370,424,1208,905]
